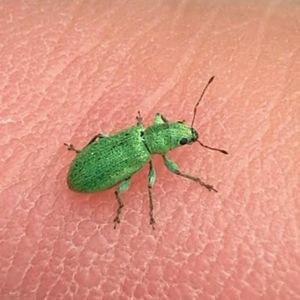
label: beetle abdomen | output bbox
[67,125,150,192]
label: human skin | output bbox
[0,1,299,299]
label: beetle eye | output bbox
[180,137,188,145]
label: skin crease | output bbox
[0,1,299,299]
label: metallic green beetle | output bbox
[65,77,227,228]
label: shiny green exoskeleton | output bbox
[65,77,228,228]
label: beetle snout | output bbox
[191,128,198,141]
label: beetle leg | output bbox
[136,111,143,125]
[87,133,108,146]
[147,160,156,229]
[64,143,80,153]
[152,113,168,125]
[113,177,131,228]
[162,155,217,193]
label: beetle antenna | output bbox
[196,140,228,155]
[191,76,215,128]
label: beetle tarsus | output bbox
[136,111,143,125]
[113,216,121,229]
[162,155,218,193]
[113,190,125,229]
[194,177,217,192]
[150,217,156,230]
[64,143,80,153]
[202,183,218,193]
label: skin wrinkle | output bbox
[66,17,165,138]
[40,195,85,297]
[2,213,32,293]
[139,20,218,114]
[1,1,300,299]
[33,195,72,297]
[44,221,81,298]
[40,6,162,134]
[35,225,60,299]
[18,219,47,295]
[127,233,162,298]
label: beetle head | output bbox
[176,124,198,146]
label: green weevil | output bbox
[64,77,227,229]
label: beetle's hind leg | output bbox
[147,160,156,229]
[113,177,131,229]
[87,133,108,146]
[64,133,108,154]
[64,143,80,153]
[162,155,217,192]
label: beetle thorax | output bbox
[144,122,196,155]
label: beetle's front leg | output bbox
[114,177,131,228]
[147,160,156,229]
[152,113,168,125]
[162,155,217,192]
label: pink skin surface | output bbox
[0,1,299,299]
